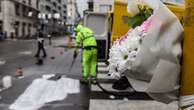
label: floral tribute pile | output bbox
[108,4,154,78]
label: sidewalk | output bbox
[89,62,179,110]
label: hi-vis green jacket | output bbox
[75,25,97,47]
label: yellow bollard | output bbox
[181,0,194,96]
[67,36,72,49]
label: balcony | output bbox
[13,0,39,11]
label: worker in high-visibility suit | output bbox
[74,25,97,84]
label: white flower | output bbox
[108,25,146,78]
[127,0,140,16]
[108,15,154,78]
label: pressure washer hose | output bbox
[95,81,136,97]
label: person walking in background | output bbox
[47,33,52,45]
[35,30,47,58]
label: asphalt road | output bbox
[0,37,90,110]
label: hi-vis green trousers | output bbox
[83,47,97,80]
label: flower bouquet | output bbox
[108,3,154,78]
[108,0,183,103]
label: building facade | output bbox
[87,0,114,13]
[93,0,114,13]
[66,0,79,33]
[0,0,39,38]
[76,0,88,18]
[38,0,68,35]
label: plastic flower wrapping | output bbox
[108,0,183,103]
[108,15,154,78]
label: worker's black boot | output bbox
[36,58,43,65]
[34,54,39,58]
[91,79,97,85]
[112,76,132,90]
[43,55,47,58]
[80,77,89,85]
[91,76,97,85]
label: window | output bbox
[36,0,39,9]
[15,21,20,37]
[53,2,57,7]
[28,9,33,17]
[41,5,44,11]
[0,21,3,32]
[58,6,61,10]
[64,16,67,20]
[36,0,40,9]
[28,23,32,36]
[15,4,20,16]
[0,1,1,12]
[45,5,51,12]
[68,0,73,3]
[99,5,112,13]
[52,10,57,14]
[58,0,61,3]
[88,1,93,11]
[22,23,26,36]
[22,0,26,4]
[63,5,67,9]
[28,0,31,6]
[22,6,26,17]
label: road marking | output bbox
[19,51,32,55]
[0,60,6,65]
[10,77,80,110]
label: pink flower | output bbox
[140,16,154,32]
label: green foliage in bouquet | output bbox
[128,4,153,28]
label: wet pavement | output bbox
[0,37,179,110]
[0,37,90,110]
